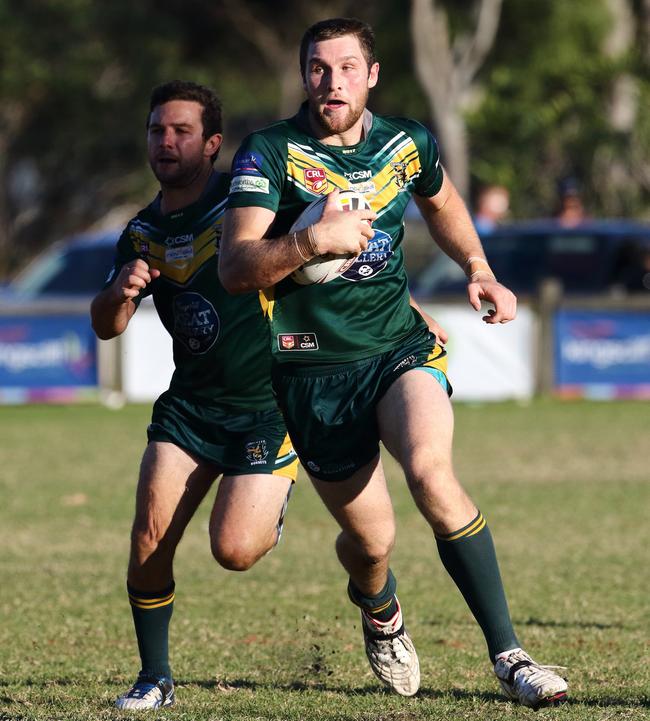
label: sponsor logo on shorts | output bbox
[172,292,220,354]
[304,167,328,194]
[306,459,355,476]
[393,354,417,372]
[277,333,319,351]
[230,175,270,194]
[245,439,269,465]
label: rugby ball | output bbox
[290,190,371,285]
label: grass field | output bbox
[0,400,648,721]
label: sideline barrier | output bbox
[0,306,98,404]
[2,296,649,404]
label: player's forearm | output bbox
[90,290,135,340]
[422,191,488,272]
[219,228,313,293]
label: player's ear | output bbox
[204,133,223,159]
[368,62,380,89]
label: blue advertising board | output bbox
[554,309,650,398]
[0,315,98,403]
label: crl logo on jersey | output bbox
[341,229,393,282]
[304,168,328,194]
[173,292,220,354]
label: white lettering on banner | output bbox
[0,336,84,372]
[561,336,650,369]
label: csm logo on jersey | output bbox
[278,333,319,351]
[164,235,194,266]
[344,170,371,181]
[173,292,220,354]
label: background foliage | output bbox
[1,0,648,276]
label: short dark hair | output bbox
[147,80,223,139]
[299,17,376,79]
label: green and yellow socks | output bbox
[127,582,175,680]
[436,511,519,660]
[348,569,399,623]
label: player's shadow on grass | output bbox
[516,616,627,630]
[180,679,650,708]
[182,678,502,701]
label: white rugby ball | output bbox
[289,190,371,285]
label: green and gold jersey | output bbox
[227,103,443,364]
[104,172,275,410]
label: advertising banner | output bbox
[0,315,98,403]
[554,309,650,398]
[121,306,174,402]
[421,304,536,401]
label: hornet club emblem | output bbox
[245,439,268,465]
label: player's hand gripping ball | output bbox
[290,190,371,285]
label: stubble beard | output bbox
[152,159,205,190]
[309,95,367,138]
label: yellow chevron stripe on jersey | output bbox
[260,287,274,319]
[128,590,175,610]
[129,224,220,286]
[287,148,346,195]
[372,145,423,212]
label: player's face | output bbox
[147,100,222,187]
[303,34,379,144]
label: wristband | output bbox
[293,231,313,262]
[307,224,320,256]
[465,255,495,281]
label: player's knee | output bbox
[130,522,172,565]
[210,532,268,572]
[405,450,455,495]
[339,529,394,567]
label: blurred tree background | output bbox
[1,0,648,278]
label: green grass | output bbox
[0,400,648,720]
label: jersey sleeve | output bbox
[410,122,444,198]
[226,131,286,212]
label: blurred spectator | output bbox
[471,184,510,235]
[554,177,588,227]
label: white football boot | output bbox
[115,674,175,710]
[360,598,420,696]
[494,648,568,708]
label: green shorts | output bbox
[147,391,298,479]
[271,328,451,482]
